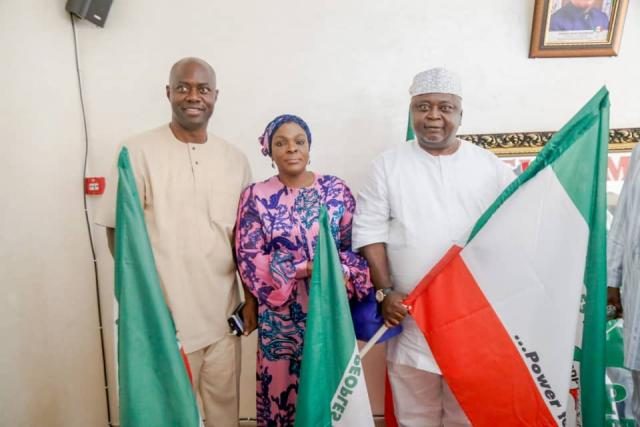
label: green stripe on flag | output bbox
[295,208,361,426]
[115,147,200,427]
[551,91,609,427]
[551,90,609,223]
[406,110,415,141]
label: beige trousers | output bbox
[388,361,471,427]
[187,335,241,427]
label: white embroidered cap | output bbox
[409,67,462,98]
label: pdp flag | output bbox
[115,147,201,427]
[404,88,609,426]
[295,208,374,427]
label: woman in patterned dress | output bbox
[235,114,371,426]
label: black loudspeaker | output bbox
[66,0,113,28]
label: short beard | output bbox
[416,135,459,154]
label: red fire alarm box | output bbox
[85,177,106,195]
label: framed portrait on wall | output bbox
[529,0,629,58]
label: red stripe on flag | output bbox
[404,247,558,426]
[181,346,194,386]
[384,368,398,427]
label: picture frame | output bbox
[529,0,629,58]
[460,127,639,156]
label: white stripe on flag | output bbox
[330,344,374,427]
[462,166,589,418]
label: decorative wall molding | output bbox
[460,127,640,156]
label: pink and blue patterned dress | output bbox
[235,173,371,426]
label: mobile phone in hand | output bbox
[227,302,245,336]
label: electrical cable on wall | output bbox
[70,13,113,427]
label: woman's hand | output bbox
[306,262,313,278]
[241,295,258,336]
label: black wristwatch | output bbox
[375,287,394,303]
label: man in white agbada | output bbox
[607,144,640,420]
[353,68,514,426]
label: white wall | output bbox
[0,1,109,426]
[2,1,639,425]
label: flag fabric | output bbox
[383,372,399,427]
[406,110,415,141]
[603,319,636,424]
[295,207,374,427]
[350,288,402,342]
[403,87,609,426]
[115,147,201,427]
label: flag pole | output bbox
[359,325,388,359]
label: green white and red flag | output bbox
[295,208,374,427]
[115,147,202,427]
[403,87,609,426]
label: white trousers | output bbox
[187,335,241,427]
[388,361,471,427]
